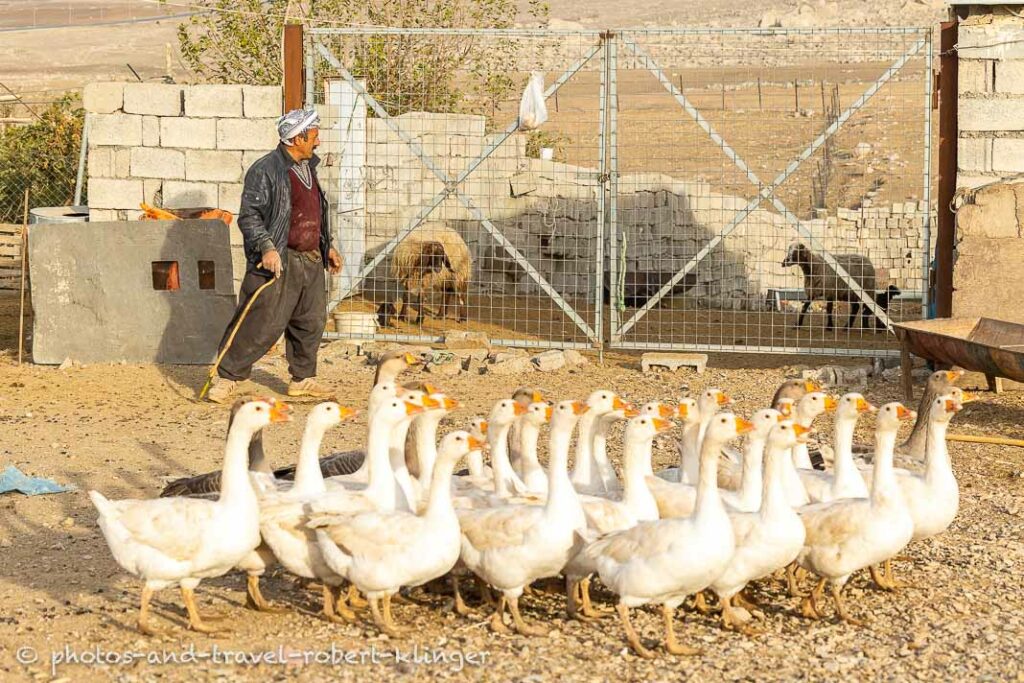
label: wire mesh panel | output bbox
[309,28,607,349]
[607,28,933,357]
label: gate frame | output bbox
[607,27,933,357]
[309,27,607,350]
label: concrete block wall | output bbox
[84,82,282,285]
[956,12,1024,188]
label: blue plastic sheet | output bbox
[0,465,73,496]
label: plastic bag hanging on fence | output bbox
[518,72,548,131]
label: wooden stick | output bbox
[947,434,1024,448]
[17,189,29,365]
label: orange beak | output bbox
[338,406,358,420]
[405,401,424,416]
[856,397,876,413]
[945,399,961,413]
[572,401,588,415]
[776,413,786,421]
[513,402,528,417]
[657,404,672,418]
[959,391,975,403]
[544,405,554,421]
[945,370,963,382]
[404,352,422,365]
[442,397,459,411]
[532,390,544,403]
[652,417,673,433]
[269,400,291,423]
[792,423,812,442]
[677,403,689,418]
[779,403,792,417]
[804,380,822,392]
[478,420,489,434]
[612,396,627,411]
[421,383,440,395]
[421,395,441,409]
[467,436,486,451]
[896,405,916,420]
[624,405,641,418]
[716,392,733,406]
[823,395,838,411]
[735,417,755,434]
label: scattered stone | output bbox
[486,356,534,376]
[563,349,589,366]
[58,358,74,371]
[443,331,490,350]
[640,352,708,374]
[61,517,74,528]
[803,364,871,389]
[532,350,567,373]
[490,349,528,363]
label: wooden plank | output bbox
[936,21,958,318]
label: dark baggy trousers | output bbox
[216,249,326,382]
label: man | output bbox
[206,108,342,404]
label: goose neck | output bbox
[925,417,952,486]
[571,411,597,481]
[760,442,790,516]
[870,428,899,506]
[738,435,766,506]
[220,425,260,505]
[291,421,329,496]
[364,414,398,511]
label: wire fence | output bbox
[309,26,933,357]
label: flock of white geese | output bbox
[88,352,969,658]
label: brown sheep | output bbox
[377,223,472,326]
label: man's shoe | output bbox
[287,377,334,398]
[206,377,239,404]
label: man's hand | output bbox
[259,249,283,278]
[328,248,343,275]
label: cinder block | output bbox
[992,138,1024,172]
[87,209,119,222]
[959,98,1024,131]
[130,147,185,178]
[218,182,244,216]
[242,149,268,171]
[185,84,244,118]
[160,117,217,149]
[142,116,160,146]
[958,137,993,173]
[143,178,162,205]
[87,178,144,209]
[243,85,281,118]
[113,148,131,178]
[87,147,112,177]
[996,60,1024,95]
[89,113,142,146]
[83,82,124,114]
[162,180,219,209]
[216,118,279,150]
[185,149,243,182]
[958,60,992,95]
[123,83,183,116]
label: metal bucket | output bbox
[29,206,89,224]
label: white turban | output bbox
[277,108,320,145]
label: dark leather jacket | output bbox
[237,144,333,275]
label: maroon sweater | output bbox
[287,166,322,252]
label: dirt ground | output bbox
[2,291,1024,681]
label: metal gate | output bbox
[309,27,933,357]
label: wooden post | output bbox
[900,336,914,403]
[283,23,304,111]
[936,20,958,319]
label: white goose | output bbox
[458,400,588,636]
[585,413,752,658]
[711,421,809,633]
[778,392,834,508]
[311,431,482,636]
[658,389,729,483]
[407,392,460,507]
[452,399,529,506]
[797,402,916,625]
[877,391,968,588]
[571,390,634,494]
[517,401,552,494]
[565,414,668,620]
[463,417,492,482]
[88,398,290,634]
[800,393,874,503]
[510,387,545,479]
[719,408,784,511]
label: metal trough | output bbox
[894,317,1024,400]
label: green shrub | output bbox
[0,95,84,223]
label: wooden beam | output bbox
[283,23,304,111]
[935,20,958,319]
